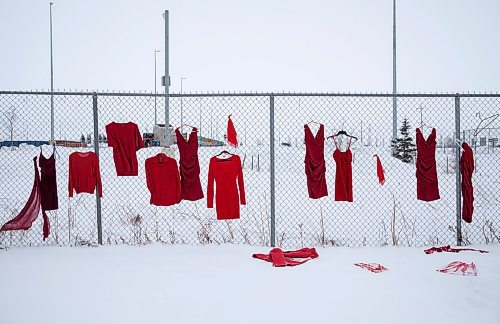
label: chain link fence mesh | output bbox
[0,91,499,248]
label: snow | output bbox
[0,243,499,324]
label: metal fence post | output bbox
[455,94,462,246]
[92,93,103,245]
[270,95,276,247]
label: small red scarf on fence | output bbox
[252,248,319,267]
[0,157,50,240]
[373,154,385,185]
[424,245,489,254]
[437,261,477,276]
[355,263,388,273]
[226,115,238,148]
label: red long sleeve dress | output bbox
[68,152,103,197]
[416,128,440,201]
[105,122,144,176]
[175,128,204,201]
[304,124,328,199]
[207,154,246,220]
[460,142,474,223]
[145,153,182,206]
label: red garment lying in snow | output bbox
[252,248,319,267]
[355,263,388,273]
[437,261,477,276]
[424,245,488,254]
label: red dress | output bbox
[105,122,144,176]
[39,148,58,211]
[333,137,353,202]
[460,142,474,223]
[145,154,181,206]
[416,128,440,201]
[175,128,204,201]
[304,124,328,199]
[207,154,246,220]
[68,152,103,197]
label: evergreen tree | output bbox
[392,118,416,163]
[80,134,85,143]
[86,133,92,144]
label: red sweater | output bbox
[68,152,103,197]
[207,154,246,220]
[145,154,181,206]
[106,122,144,176]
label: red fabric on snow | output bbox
[437,261,477,276]
[416,128,440,201]
[226,115,238,148]
[355,263,388,273]
[105,122,144,176]
[304,124,328,199]
[1,157,50,240]
[460,142,474,223]
[252,248,319,267]
[207,154,246,220]
[68,152,103,197]
[373,154,386,185]
[424,245,488,254]
[145,154,182,206]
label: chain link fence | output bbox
[1,91,499,248]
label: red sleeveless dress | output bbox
[416,128,440,201]
[304,124,328,199]
[176,128,204,201]
[460,142,474,223]
[333,137,353,202]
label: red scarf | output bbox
[226,115,238,148]
[373,154,385,185]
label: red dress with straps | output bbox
[333,137,353,202]
[304,124,328,199]
[416,128,440,201]
[175,128,204,201]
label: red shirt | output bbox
[106,122,144,176]
[207,154,246,220]
[68,152,102,197]
[145,154,181,206]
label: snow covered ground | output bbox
[1,243,499,324]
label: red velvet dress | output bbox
[416,128,440,201]
[304,124,328,199]
[333,138,353,202]
[39,149,58,211]
[207,154,246,220]
[460,142,474,223]
[175,128,204,201]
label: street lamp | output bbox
[154,49,160,125]
[180,77,186,130]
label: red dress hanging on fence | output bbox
[460,142,474,223]
[333,137,353,202]
[416,128,440,201]
[304,124,328,199]
[175,128,204,201]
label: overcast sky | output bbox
[1,0,499,93]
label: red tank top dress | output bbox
[304,124,328,199]
[416,128,440,201]
[176,128,204,201]
[333,137,353,202]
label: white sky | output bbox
[1,0,499,93]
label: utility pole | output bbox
[392,0,398,146]
[163,10,170,146]
[417,106,424,128]
[154,49,160,126]
[49,2,54,143]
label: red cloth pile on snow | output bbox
[355,263,388,273]
[424,245,488,254]
[437,261,477,276]
[252,248,319,267]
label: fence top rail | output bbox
[0,90,499,98]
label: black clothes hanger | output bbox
[327,130,358,142]
[215,150,234,161]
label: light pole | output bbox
[49,2,54,143]
[154,49,160,125]
[392,0,398,146]
[198,98,202,137]
[180,77,186,130]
